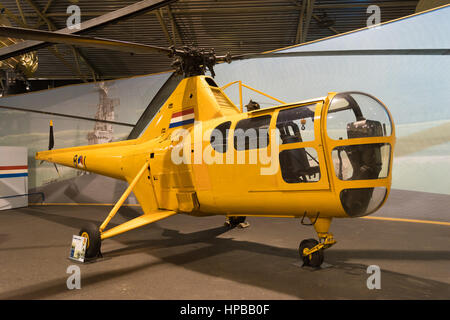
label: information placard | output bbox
[69,235,87,262]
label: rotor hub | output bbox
[170,46,230,78]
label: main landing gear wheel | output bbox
[225,216,247,228]
[79,223,101,259]
[299,238,324,268]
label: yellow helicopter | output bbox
[0,25,397,268]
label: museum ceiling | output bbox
[0,0,424,80]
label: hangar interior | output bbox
[0,0,449,299]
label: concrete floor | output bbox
[0,190,449,299]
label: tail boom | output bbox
[35,139,138,180]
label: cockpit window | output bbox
[276,104,316,144]
[280,147,321,183]
[327,92,392,140]
[331,143,391,180]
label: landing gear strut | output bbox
[299,217,336,268]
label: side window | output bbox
[234,115,271,151]
[210,121,231,153]
[276,104,316,144]
[279,147,321,183]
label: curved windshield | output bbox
[327,92,392,140]
[340,187,387,217]
[331,143,391,181]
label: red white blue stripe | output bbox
[169,108,195,128]
[0,165,28,178]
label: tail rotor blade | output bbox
[47,121,60,175]
[40,120,56,167]
[49,120,54,150]
[39,120,54,165]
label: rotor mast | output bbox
[169,46,231,78]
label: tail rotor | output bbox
[40,120,60,176]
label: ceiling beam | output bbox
[23,0,99,80]
[294,0,340,43]
[295,0,307,44]
[302,0,316,43]
[24,0,53,30]
[0,0,177,61]
[33,0,54,28]
[155,8,174,46]
[1,0,97,81]
[167,5,183,46]
[15,0,27,25]
[10,1,419,18]
[312,13,340,35]
[0,3,27,27]
[168,2,418,14]
[9,1,419,19]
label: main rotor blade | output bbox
[226,48,449,61]
[0,26,172,55]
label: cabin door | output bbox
[274,101,330,191]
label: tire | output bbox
[227,216,246,227]
[79,223,101,259]
[299,238,324,268]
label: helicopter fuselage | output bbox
[37,76,395,224]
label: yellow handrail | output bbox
[221,81,286,112]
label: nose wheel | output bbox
[298,217,337,268]
[299,233,336,268]
[299,239,324,268]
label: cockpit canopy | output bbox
[327,92,392,141]
[208,91,395,218]
[327,92,394,217]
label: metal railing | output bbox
[221,81,286,112]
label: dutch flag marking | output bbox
[169,108,195,128]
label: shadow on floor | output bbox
[1,206,449,299]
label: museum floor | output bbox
[0,189,449,299]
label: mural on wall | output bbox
[87,82,120,145]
